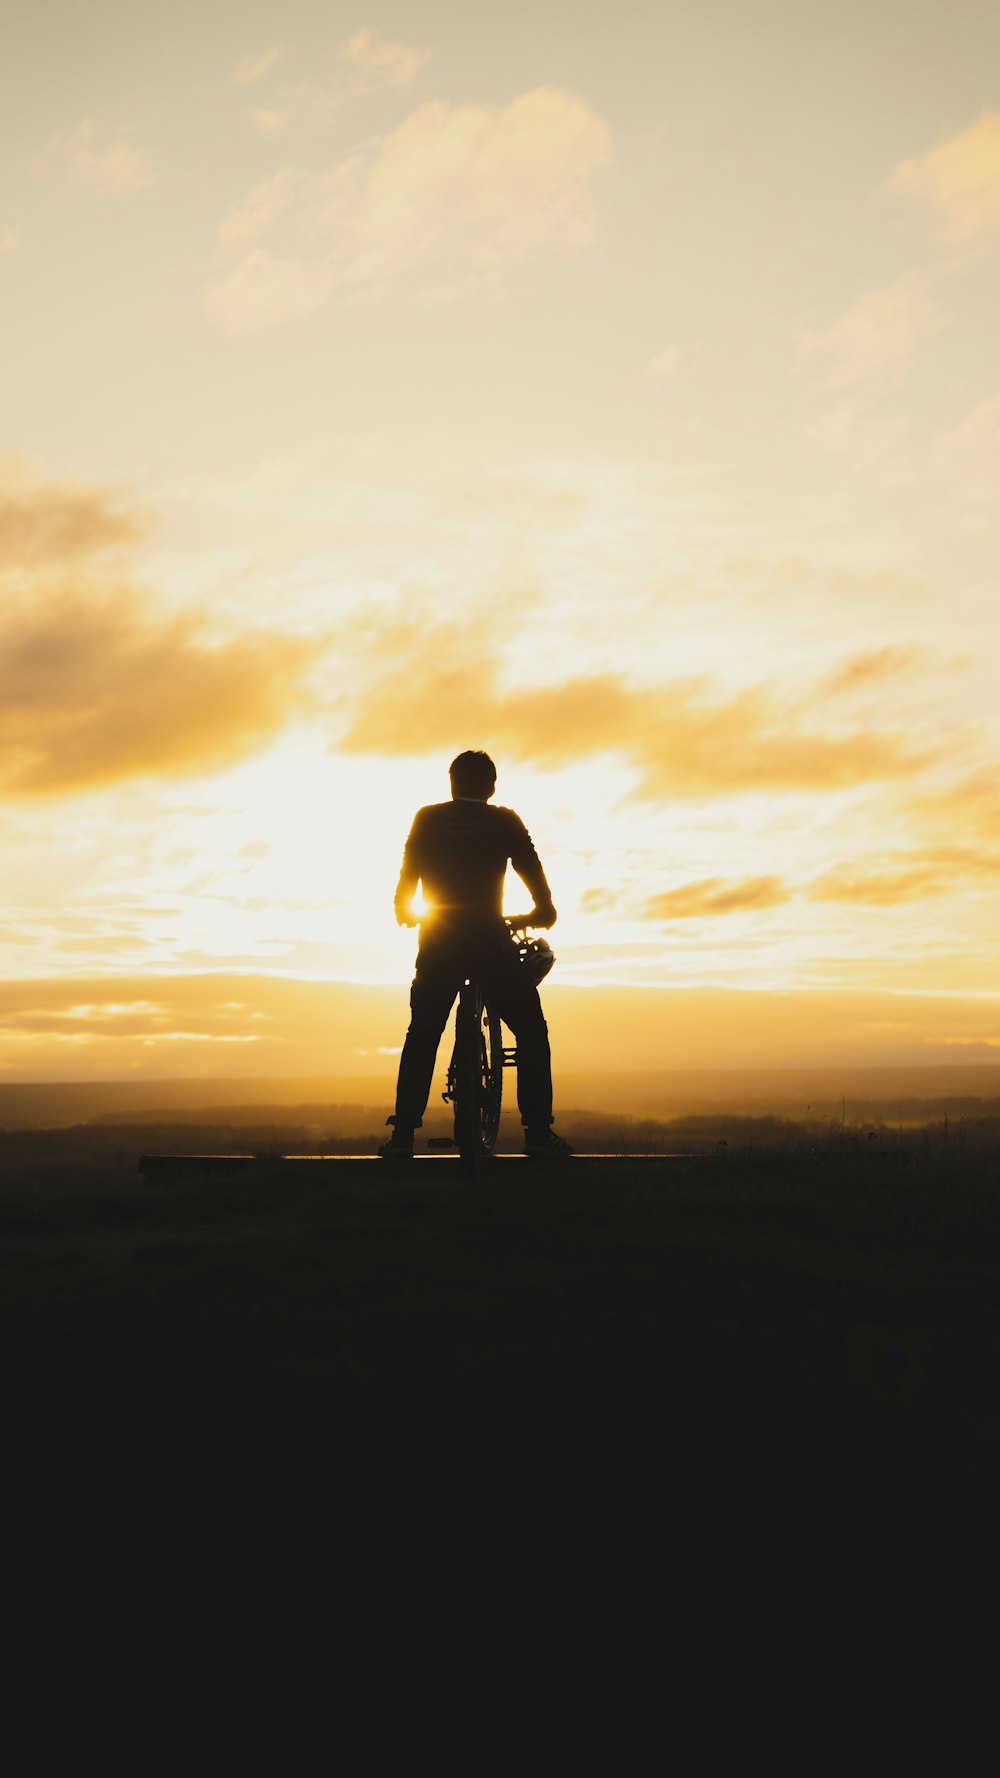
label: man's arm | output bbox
[509,816,557,928]
[393,815,422,927]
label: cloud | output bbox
[339,27,428,93]
[4,974,1000,1078]
[0,226,16,256]
[0,974,408,1074]
[206,247,335,332]
[337,610,932,798]
[217,168,304,262]
[808,864,948,906]
[233,45,285,86]
[579,887,619,915]
[0,978,263,1043]
[0,458,315,797]
[911,770,1000,841]
[207,86,612,331]
[823,646,921,696]
[587,838,1000,923]
[35,117,153,196]
[798,275,941,395]
[808,846,1000,905]
[244,28,427,135]
[0,596,315,797]
[1,454,147,572]
[646,876,791,919]
[890,111,1000,241]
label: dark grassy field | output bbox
[3,1143,998,1765]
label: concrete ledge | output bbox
[137,1151,706,1181]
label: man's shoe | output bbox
[378,1135,414,1161]
[524,1130,574,1160]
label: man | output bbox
[380,750,573,1160]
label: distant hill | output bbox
[2,1064,999,1129]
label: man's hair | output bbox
[449,750,497,797]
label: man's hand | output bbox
[529,901,557,929]
[396,910,419,928]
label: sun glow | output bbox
[1,0,998,1074]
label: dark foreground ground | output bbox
[4,1146,998,1768]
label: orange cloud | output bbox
[646,876,790,919]
[798,274,941,395]
[890,111,1000,240]
[0,458,317,796]
[339,614,933,798]
[208,86,612,330]
[217,169,303,262]
[0,597,313,797]
[338,27,428,93]
[4,975,1000,1082]
[0,454,145,570]
[809,846,1000,905]
[0,974,409,1079]
[244,28,427,134]
[823,646,921,696]
[912,770,1000,840]
[807,865,948,906]
[579,887,619,915]
[35,117,153,197]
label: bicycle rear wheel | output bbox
[453,984,503,1178]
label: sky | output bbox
[2,0,999,1082]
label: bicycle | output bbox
[428,918,551,1178]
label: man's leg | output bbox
[390,955,461,1133]
[482,949,553,1132]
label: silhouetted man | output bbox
[380,750,573,1160]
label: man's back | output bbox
[396,800,549,926]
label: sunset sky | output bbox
[2,0,999,1082]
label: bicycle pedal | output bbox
[427,1137,456,1149]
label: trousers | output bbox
[391,923,553,1131]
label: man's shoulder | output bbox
[409,801,527,844]
[466,802,527,835]
[407,801,472,834]
[414,800,522,822]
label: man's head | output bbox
[449,750,497,801]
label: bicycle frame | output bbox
[438,920,530,1178]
